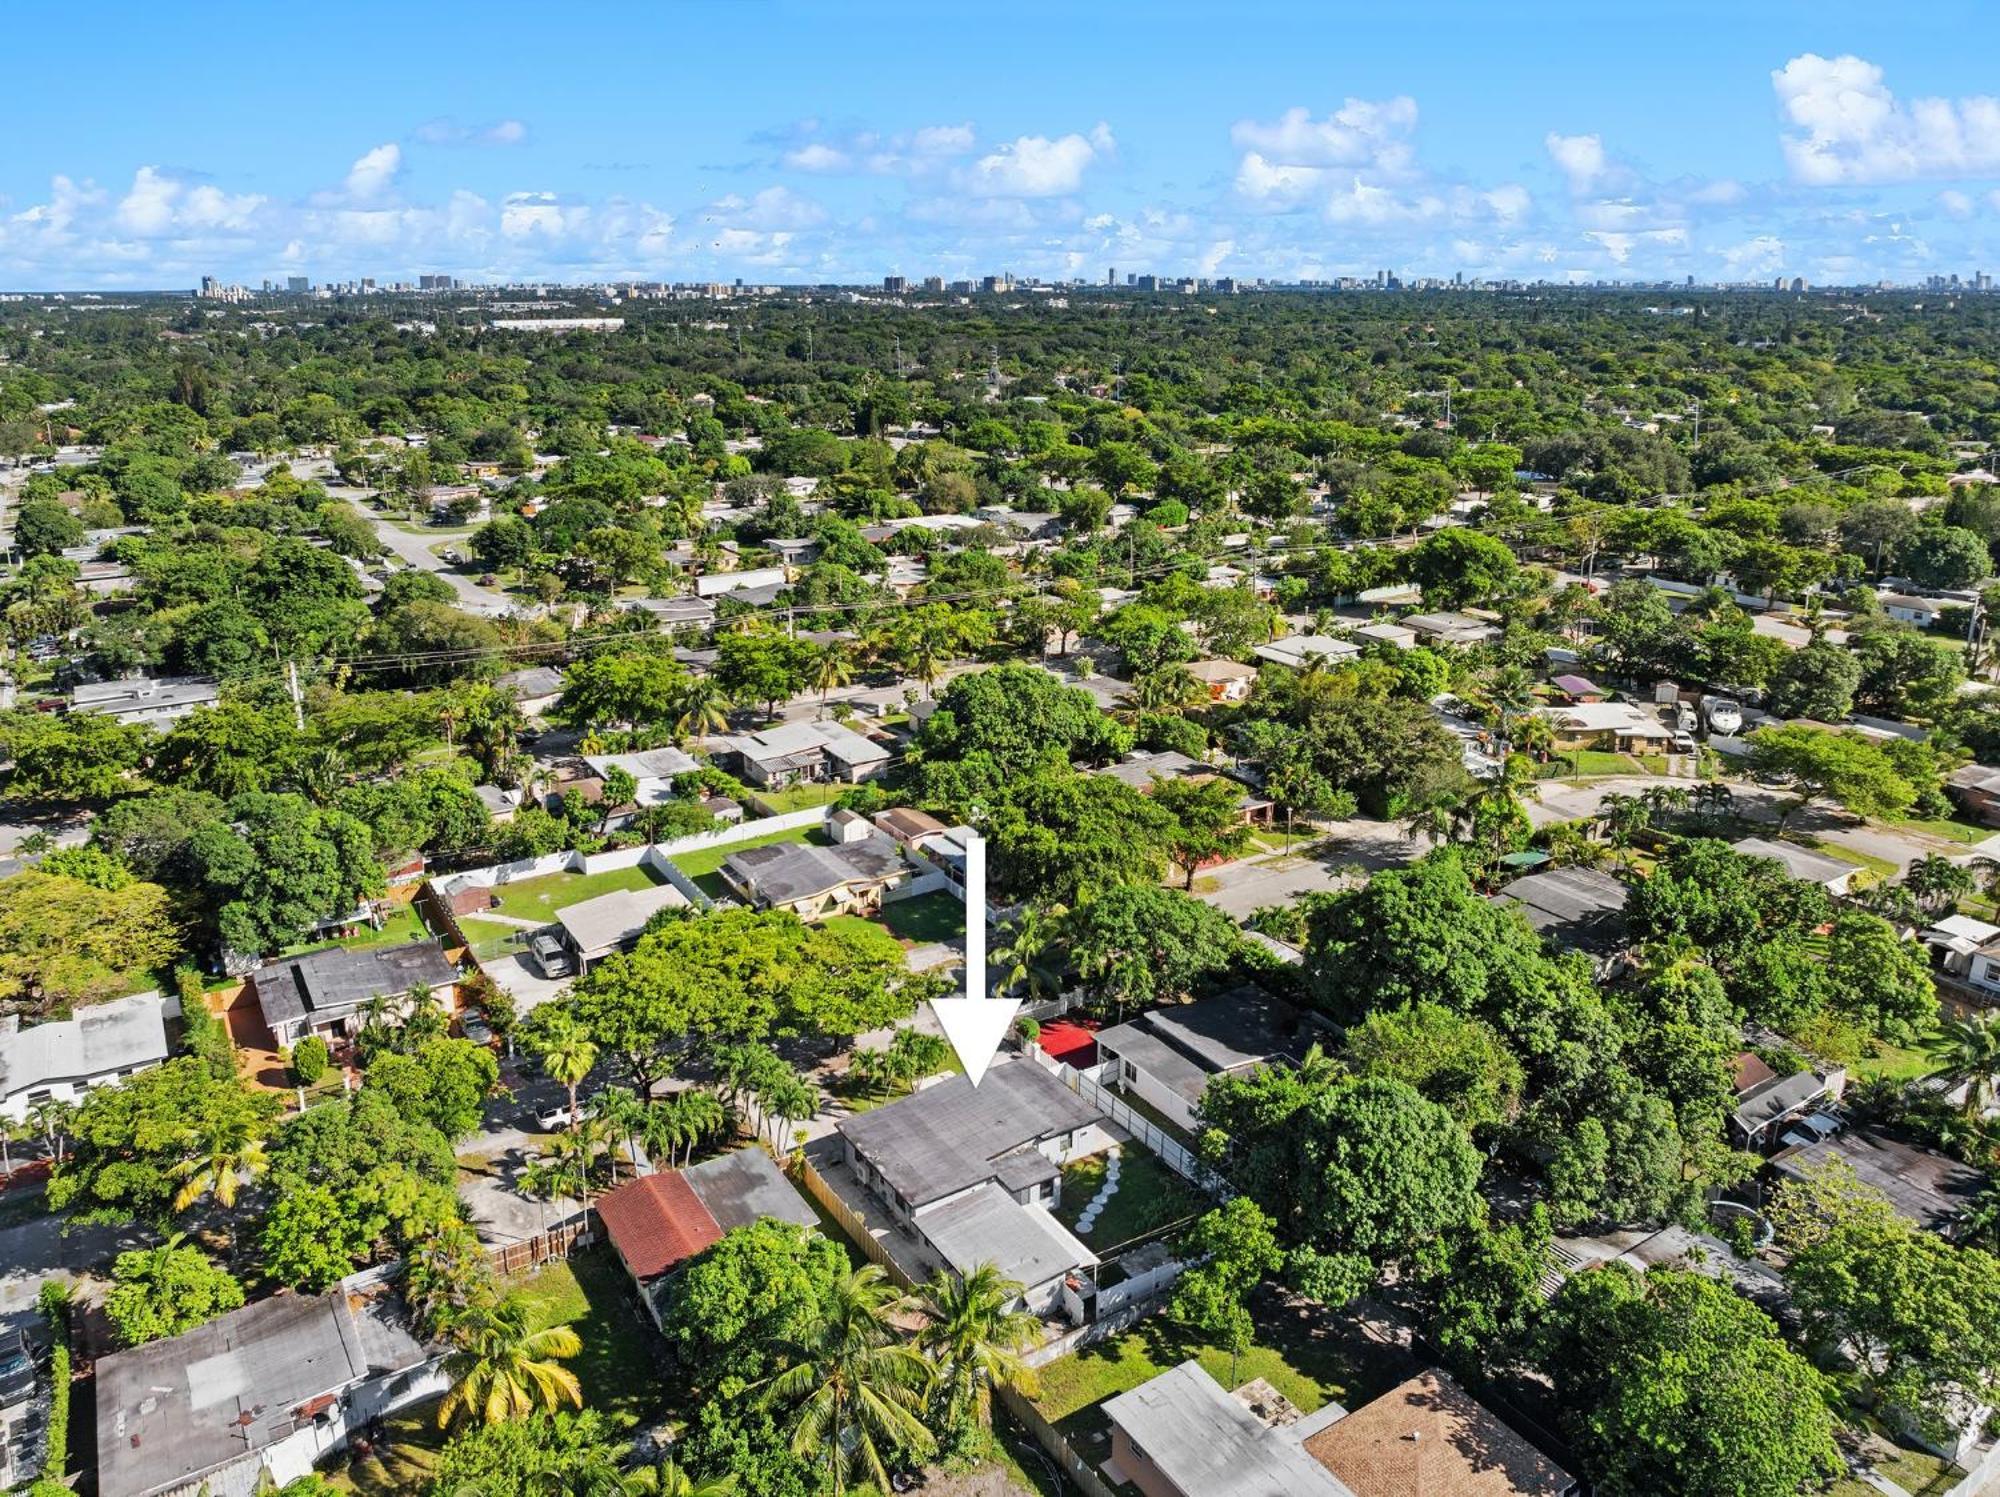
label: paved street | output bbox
[327,487,517,618]
[1197,819,1430,920]
[0,1203,145,1343]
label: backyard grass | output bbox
[487,863,662,923]
[1851,1024,1944,1085]
[671,825,828,898]
[1884,812,1994,846]
[325,1406,446,1496]
[1106,1083,1202,1152]
[878,890,965,945]
[1033,1289,1408,1452]
[747,781,845,814]
[1051,1143,1207,1251]
[505,1245,667,1423]
[456,915,530,949]
[281,902,431,957]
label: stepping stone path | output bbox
[1072,1146,1122,1235]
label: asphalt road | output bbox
[332,489,516,618]
[1197,819,1431,920]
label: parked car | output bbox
[530,931,573,979]
[1672,731,1697,752]
[535,1105,576,1133]
[461,1012,495,1047]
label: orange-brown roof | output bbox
[596,1172,723,1280]
[1304,1372,1574,1497]
[1733,1050,1779,1096]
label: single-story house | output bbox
[1183,658,1259,703]
[766,537,819,567]
[1092,751,1274,828]
[0,990,173,1123]
[251,941,459,1048]
[1730,836,1858,896]
[1493,866,1630,956]
[581,748,701,808]
[472,784,519,823]
[836,1059,1110,1315]
[1252,635,1360,671]
[1353,620,1418,650]
[1095,988,1315,1134]
[1878,592,1945,628]
[719,835,911,919]
[1946,762,2000,827]
[623,594,717,630]
[715,721,893,787]
[69,675,220,726]
[1102,1360,1575,1497]
[1922,912,2000,985]
[1730,1051,1844,1153]
[1549,673,1604,703]
[1771,1128,1985,1237]
[553,883,691,968]
[597,1146,817,1324]
[695,565,788,599]
[873,806,951,848]
[493,665,565,717]
[1535,701,1674,753]
[1402,610,1502,647]
[94,1288,441,1497]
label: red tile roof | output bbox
[596,1172,724,1280]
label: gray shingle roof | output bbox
[555,883,691,958]
[683,1145,818,1233]
[722,836,905,906]
[95,1291,429,1497]
[1495,866,1631,953]
[836,1059,1099,1208]
[0,992,170,1101]
[917,1183,1098,1289]
[254,941,458,1029]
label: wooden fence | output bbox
[486,1213,594,1278]
[796,1154,916,1288]
[996,1384,1120,1497]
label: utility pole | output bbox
[1692,397,1702,449]
[285,660,305,731]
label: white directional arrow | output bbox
[929,829,1019,1086]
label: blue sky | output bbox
[6,0,2000,289]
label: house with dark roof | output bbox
[250,941,459,1049]
[596,1147,817,1324]
[1492,866,1630,957]
[718,835,913,919]
[835,1059,1109,1315]
[0,991,172,1123]
[94,1288,441,1497]
[1094,989,1317,1133]
[1730,836,1858,896]
[1947,762,2000,827]
[1729,1051,1844,1153]
[1771,1128,1986,1237]
[1092,751,1273,829]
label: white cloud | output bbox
[784,142,852,173]
[704,185,826,231]
[1939,189,1975,218]
[965,124,1113,197]
[413,118,528,147]
[344,143,402,201]
[115,167,180,235]
[1197,238,1235,275]
[777,122,976,177]
[1230,99,1418,172]
[1545,132,1609,193]
[1721,234,1787,275]
[1775,53,2000,184]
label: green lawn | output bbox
[1807,839,1899,885]
[1852,1025,1944,1085]
[281,902,432,957]
[878,891,965,945]
[1538,749,1641,779]
[456,915,530,950]
[1033,1290,1407,1449]
[487,863,662,923]
[1051,1144,1206,1251]
[748,781,845,815]
[505,1245,668,1423]
[1885,812,1994,846]
[670,825,828,897]
[325,1406,446,1496]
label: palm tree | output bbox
[648,1090,727,1169]
[588,1087,647,1181]
[993,908,1065,1005]
[1128,665,1205,718]
[517,1156,570,1232]
[914,1263,1040,1432]
[23,1097,74,1166]
[528,1013,599,1130]
[624,1459,737,1497]
[811,642,854,708]
[172,1111,269,1213]
[757,1265,937,1494]
[672,679,733,743]
[1903,853,1976,919]
[757,1074,819,1152]
[1929,1012,2000,1116]
[435,1295,583,1429]
[545,1120,609,1218]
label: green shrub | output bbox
[40,1291,71,1479]
[291,1035,331,1085]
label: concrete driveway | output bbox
[482,953,570,1014]
[456,1070,586,1248]
[0,1204,146,1344]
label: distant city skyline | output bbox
[6,0,2000,291]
